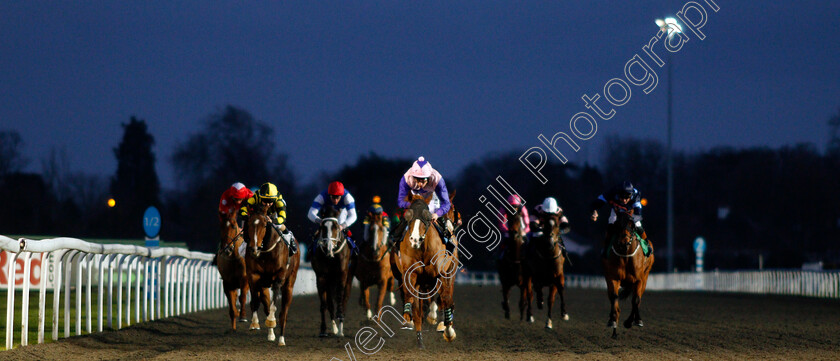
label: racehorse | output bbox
[423,190,459,332]
[244,203,300,346]
[216,211,250,331]
[496,207,531,322]
[523,210,569,330]
[602,210,654,338]
[353,209,396,320]
[391,193,458,348]
[311,205,353,337]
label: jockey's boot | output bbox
[391,220,405,248]
[304,231,319,262]
[283,230,297,256]
[343,230,359,255]
[436,220,455,254]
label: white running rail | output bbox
[1,235,221,350]
[457,269,840,299]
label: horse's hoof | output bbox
[528,316,534,323]
[504,311,510,320]
[443,326,456,342]
[607,320,617,329]
[634,320,644,327]
[416,332,425,349]
[389,293,396,305]
[624,319,633,329]
[238,318,249,323]
[611,330,618,339]
[562,314,569,321]
[545,319,553,329]
[278,336,286,346]
[366,309,373,320]
[268,330,276,342]
[331,320,338,335]
[436,321,445,332]
[426,316,437,325]
[250,324,260,331]
[319,332,329,338]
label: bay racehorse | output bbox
[216,211,250,331]
[244,203,300,346]
[391,193,458,348]
[523,210,569,330]
[354,209,396,320]
[497,207,531,322]
[602,209,654,338]
[311,205,353,337]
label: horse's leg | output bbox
[426,295,439,325]
[337,265,353,337]
[238,281,250,322]
[316,276,329,337]
[633,280,645,327]
[375,278,387,320]
[546,284,556,329]
[536,285,544,310]
[388,277,397,306]
[606,279,620,339]
[361,283,372,319]
[225,287,238,331]
[276,280,293,346]
[248,279,261,330]
[413,296,424,349]
[440,281,456,342]
[559,274,569,321]
[501,280,512,320]
[262,286,276,341]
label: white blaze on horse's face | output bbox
[253,218,261,249]
[409,219,422,249]
[325,219,336,257]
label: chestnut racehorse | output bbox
[523,210,569,330]
[354,210,396,320]
[391,193,458,348]
[497,208,531,322]
[216,211,250,331]
[602,210,654,338]
[244,204,300,346]
[311,205,353,337]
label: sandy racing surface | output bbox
[4,285,839,360]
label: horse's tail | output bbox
[618,287,632,300]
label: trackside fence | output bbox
[0,235,221,350]
[457,269,840,299]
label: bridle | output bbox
[318,217,347,258]
[610,221,641,258]
[250,213,280,258]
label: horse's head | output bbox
[613,210,639,252]
[506,208,527,246]
[402,197,434,249]
[318,205,345,258]
[247,211,272,257]
[220,212,243,257]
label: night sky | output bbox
[2,1,838,188]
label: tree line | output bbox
[2,106,839,273]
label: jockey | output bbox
[362,196,391,243]
[590,181,649,258]
[393,156,454,253]
[306,181,359,259]
[498,194,531,237]
[496,194,531,260]
[218,182,253,228]
[239,182,297,256]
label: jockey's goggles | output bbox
[415,177,429,182]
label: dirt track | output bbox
[4,285,839,360]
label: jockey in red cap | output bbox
[304,181,359,261]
